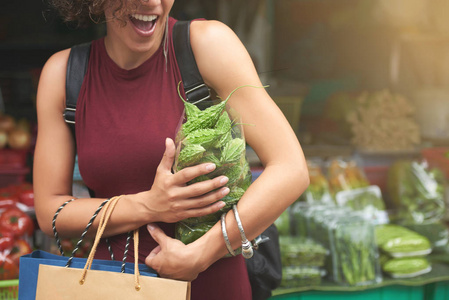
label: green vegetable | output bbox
[387,160,445,223]
[221,138,246,163]
[174,84,264,245]
[275,210,291,237]
[382,257,431,278]
[177,82,201,119]
[332,221,378,285]
[184,128,222,148]
[175,221,215,245]
[177,144,205,167]
[280,236,328,267]
[375,224,431,257]
[181,84,264,135]
[281,266,323,288]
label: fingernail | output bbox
[147,224,155,232]
[206,163,216,171]
[222,187,230,196]
[220,176,229,185]
[218,201,226,208]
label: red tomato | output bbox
[0,199,16,210]
[13,183,34,207]
[0,253,19,280]
[18,189,34,207]
[9,238,32,266]
[0,207,34,237]
[0,190,19,204]
[0,229,14,252]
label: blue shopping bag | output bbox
[18,250,157,300]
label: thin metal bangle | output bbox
[232,205,254,259]
[221,212,236,256]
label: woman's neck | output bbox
[103,35,162,70]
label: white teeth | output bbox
[131,14,157,22]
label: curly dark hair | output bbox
[47,0,141,27]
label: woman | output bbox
[33,0,309,299]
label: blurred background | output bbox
[1,0,449,203]
[2,0,449,296]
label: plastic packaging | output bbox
[280,266,325,288]
[387,160,446,224]
[279,236,328,267]
[382,257,431,279]
[375,224,432,258]
[404,222,449,252]
[300,160,333,204]
[335,185,388,224]
[173,88,252,244]
[326,158,370,195]
[327,214,382,286]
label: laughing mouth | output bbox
[129,14,158,32]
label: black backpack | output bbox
[63,20,282,300]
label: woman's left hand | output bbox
[144,223,204,281]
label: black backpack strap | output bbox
[63,42,91,130]
[172,20,211,109]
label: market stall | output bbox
[269,154,449,299]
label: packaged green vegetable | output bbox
[404,222,449,253]
[375,224,432,257]
[275,208,291,236]
[174,84,262,244]
[279,236,328,267]
[327,214,382,286]
[382,257,431,278]
[387,160,446,224]
[326,158,370,196]
[299,160,334,204]
[335,185,388,224]
[280,266,325,288]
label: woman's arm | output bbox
[145,20,309,280]
[33,49,229,239]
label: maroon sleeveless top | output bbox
[75,18,251,299]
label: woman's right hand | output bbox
[143,138,229,223]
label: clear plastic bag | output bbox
[374,224,432,258]
[387,160,446,223]
[326,158,370,196]
[173,86,254,244]
[300,160,334,204]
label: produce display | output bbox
[293,202,382,286]
[404,222,449,253]
[381,256,432,279]
[326,215,381,286]
[280,266,324,288]
[173,85,260,244]
[275,208,291,237]
[299,160,333,204]
[326,158,370,195]
[0,200,34,280]
[375,224,431,258]
[335,185,387,224]
[375,224,433,279]
[346,90,420,151]
[387,160,446,224]
[279,236,328,268]
[0,114,32,151]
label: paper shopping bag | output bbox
[35,264,191,300]
[18,250,158,300]
[22,196,191,300]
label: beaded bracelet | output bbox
[232,205,254,259]
[221,212,236,256]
